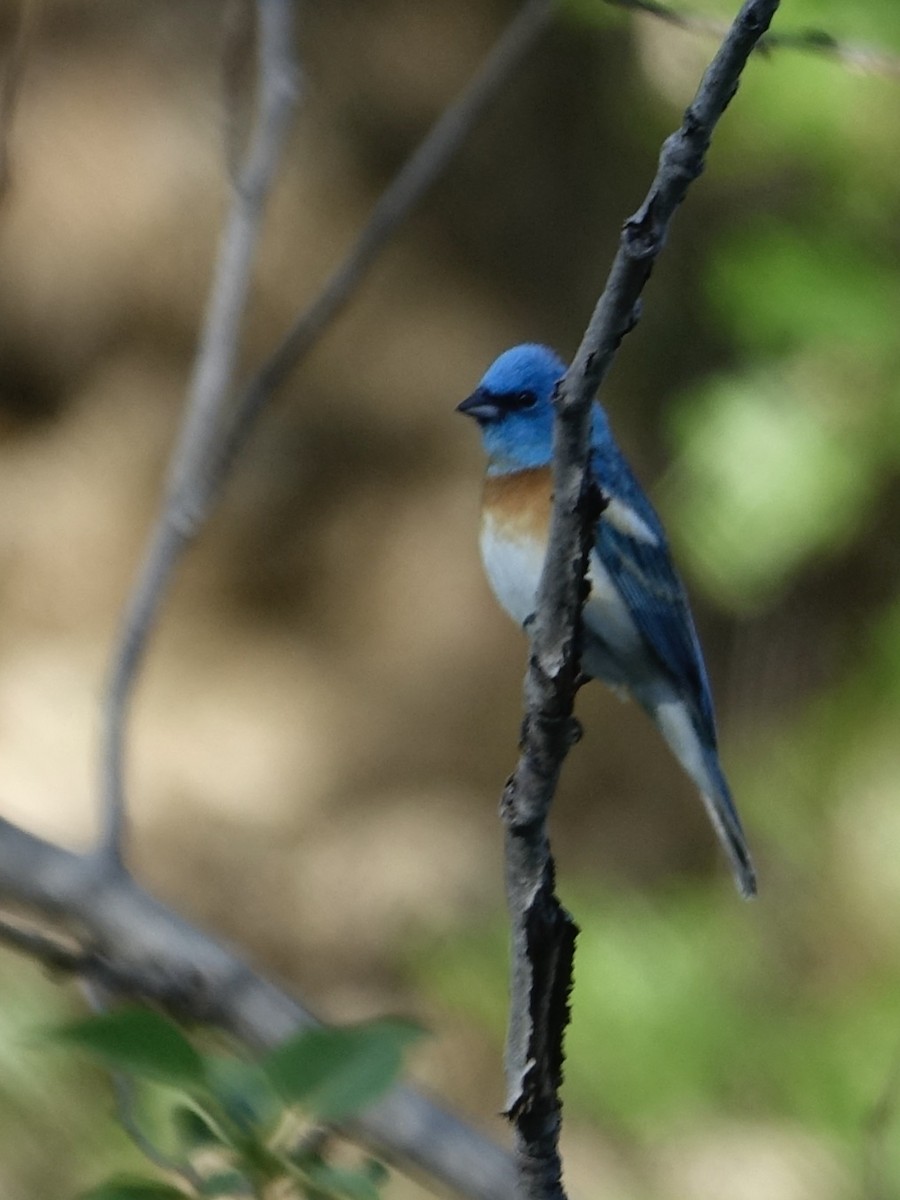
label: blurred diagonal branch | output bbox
[100,0,553,874]
[604,0,900,76]
[0,816,517,1200]
[100,0,301,869]
[212,0,554,494]
[500,0,780,1194]
[0,912,84,970]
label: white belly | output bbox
[480,515,545,627]
[480,517,644,666]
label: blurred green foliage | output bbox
[54,1008,420,1199]
[417,880,900,1190]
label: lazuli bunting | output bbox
[457,344,756,898]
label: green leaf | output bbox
[198,1171,251,1197]
[263,1020,423,1121]
[51,1008,204,1089]
[172,1103,225,1150]
[361,1159,389,1185]
[303,1162,381,1200]
[78,1178,187,1200]
[203,1055,281,1134]
[666,370,876,608]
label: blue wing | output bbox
[590,440,718,744]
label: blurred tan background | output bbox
[2,1,900,1197]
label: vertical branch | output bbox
[501,1,781,1196]
[99,0,300,868]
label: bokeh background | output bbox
[1,1,900,1196]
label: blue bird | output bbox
[457,344,756,898]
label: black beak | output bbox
[456,387,500,423]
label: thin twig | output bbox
[200,0,555,527]
[99,0,300,869]
[221,0,257,182]
[0,913,84,971]
[0,816,517,1200]
[500,1,781,1195]
[0,0,39,199]
[605,0,900,77]
[98,0,552,875]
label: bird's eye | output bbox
[509,389,536,410]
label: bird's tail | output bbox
[647,695,757,899]
[696,755,757,899]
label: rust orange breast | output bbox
[482,467,553,540]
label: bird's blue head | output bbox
[457,344,565,473]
